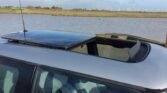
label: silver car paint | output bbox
[0,41,166,90]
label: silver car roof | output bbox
[0,41,167,90]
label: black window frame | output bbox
[0,56,36,93]
[32,65,146,93]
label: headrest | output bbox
[128,41,141,60]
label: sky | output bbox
[0,0,167,12]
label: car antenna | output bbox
[18,0,27,38]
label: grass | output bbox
[1,8,167,18]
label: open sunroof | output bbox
[2,31,94,49]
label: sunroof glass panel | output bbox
[2,31,94,49]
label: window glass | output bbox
[97,44,130,61]
[0,57,35,93]
[0,64,19,93]
[33,67,141,93]
[71,44,88,54]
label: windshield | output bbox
[0,0,167,44]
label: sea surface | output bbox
[0,14,167,42]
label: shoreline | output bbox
[0,8,167,18]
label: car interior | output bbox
[71,37,150,62]
[34,69,139,93]
[0,64,19,93]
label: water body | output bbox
[0,14,167,42]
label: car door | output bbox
[0,56,35,93]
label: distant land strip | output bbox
[0,6,167,18]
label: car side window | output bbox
[0,64,19,93]
[33,67,141,93]
[0,57,35,93]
